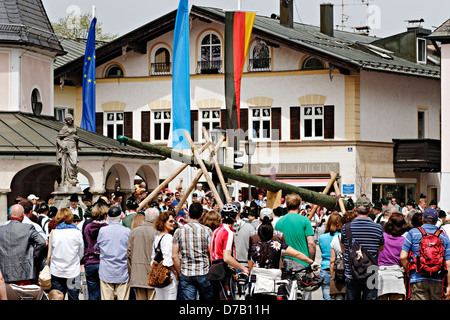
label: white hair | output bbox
[145,207,160,222]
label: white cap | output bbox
[27,194,39,200]
[260,208,274,220]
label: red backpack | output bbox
[409,227,447,278]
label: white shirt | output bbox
[151,233,174,268]
[50,227,84,279]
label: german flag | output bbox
[225,11,256,134]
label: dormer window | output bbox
[302,57,324,70]
[105,64,124,78]
[417,38,427,64]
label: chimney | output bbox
[320,3,334,37]
[280,0,293,28]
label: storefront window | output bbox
[372,183,416,204]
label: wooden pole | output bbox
[174,135,226,214]
[137,141,211,212]
[201,126,231,202]
[333,180,347,214]
[117,136,347,209]
[308,171,338,221]
[184,131,224,208]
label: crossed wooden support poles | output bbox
[136,128,347,217]
[307,171,346,221]
[137,127,231,213]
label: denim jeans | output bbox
[85,263,101,300]
[177,273,214,300]
[320,269,331,300]
[345,277,378,300]
[51,274,80,300]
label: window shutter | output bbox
[324,105,335,139]
[221,109,228,130]
[124,112,133,139]
[271,107,282,140]
[95,112,103,135]
[141,111,151,142]
[240,108,249,140]
[191,110,199,142]
[290,107,301,140]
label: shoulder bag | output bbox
[148,234,173,288]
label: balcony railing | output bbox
[248,58,271,72]
[197,60,222,74]
[393,139,441,172]
[151,62,172,76]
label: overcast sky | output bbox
[42,0,450,38]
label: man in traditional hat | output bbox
[69,193,84,221]
[429,200,437,210]
[122,196,139,229]
[402,199,417,216]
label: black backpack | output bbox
[346,223,378,281]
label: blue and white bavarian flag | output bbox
[81,17,97,132]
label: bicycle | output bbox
[242,265,323,301]
[276,265,324,300]
[236,272,249,300]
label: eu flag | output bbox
[81,17,97,132]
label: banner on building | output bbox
[225,11,256,134]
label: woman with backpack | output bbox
[377,211,409,300]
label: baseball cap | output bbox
[260,208,274,220]
[28,194,39,201]
[423,208,438,222]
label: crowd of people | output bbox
[0,184,449,301]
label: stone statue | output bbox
[56,113,79,187]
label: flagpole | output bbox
[92,5,96,19]
[238,0,241,10]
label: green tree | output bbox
[52,12,118,41]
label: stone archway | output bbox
[105,163,132,192]
[135,164,158,192]
[8,162,96,208]
[8,163,60,206]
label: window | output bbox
[302,57,324,70]
[152,48,171,75]
[302,106,323,139]
[200,110,221,133]
[249,41,271,72]
[105,64,124,78]
[290,105,334,140]
[55,107,74,122]
[152,110,171,142]
[251,108,271,140]
[372,183,416,206]
[106,112,124,139]
[418,108,427,139]
[417,38,427,64]
[198,33,222,74]
[31,88,42,116]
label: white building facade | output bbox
[55,5,442,206]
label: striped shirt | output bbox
[173,222,212,277]
[211,223,236,261]
[340,217,384,279]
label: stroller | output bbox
[5,284,48,300]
